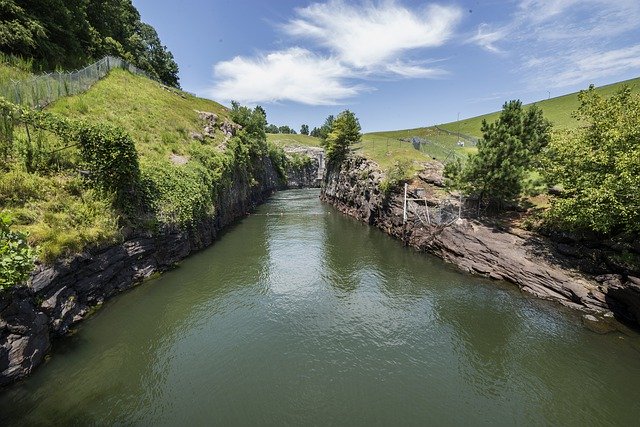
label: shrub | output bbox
[0,213,36,290]
[379,160,412,195]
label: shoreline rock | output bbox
[0,151,323,387]
[320,155,640,328]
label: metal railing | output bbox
[0,56,154,109]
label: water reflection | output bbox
[1,190,640,426]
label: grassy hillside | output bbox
[50,70,229,158]
[267,133,322,148]
[438,76,640,137]
[1,66,274,263]
[362,77,640,164]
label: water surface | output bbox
[2,189,639,425]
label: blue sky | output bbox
[132,0,640,132]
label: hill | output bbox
[362,77,640,164]
[0,63,276,263]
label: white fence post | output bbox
[403,183,408,224]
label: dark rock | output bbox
[320,154,640,329]
[1,151,322,388]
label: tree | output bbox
[318,115,334,141]
[266,124,279,134]
[300,124,309,135]
[324,110,361,160]
[0,0,180,86]
[542,85,640,234]
[310,127,321,138]
[454,100,551,207]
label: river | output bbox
[1,189,639,425]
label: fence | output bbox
[401,136,466,164]
[433,126,479,146]
[0,56,154,109]
[402,183,466,228]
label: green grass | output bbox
[0,54,34,85]
[266,133,322,147]
[359,76,640,166]
[438,76,640,137]
[2,68,237,262]
[49,69,229,159]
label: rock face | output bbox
[321,156,640,326]
[0,155,283,387]
[283,146,324,189]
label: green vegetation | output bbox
[351,133,433,170]
[449,101,551,207]
[0,212,35,290]
[542,86,640,234]
[0,65,277,270]
[267,133,322,148]
[324,110,362,161]
[359,77,640,167]
[440,77,640,137]
[0,0,179,86]
[379,160,412,196]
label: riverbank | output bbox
[0,150,323,387]
[320,155,640,330]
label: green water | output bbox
[2,189,640,426]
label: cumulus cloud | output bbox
[208,48,364,105]
[282,1,462,71]
[209,1,463,105]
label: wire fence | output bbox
[433,126,479,146]
[0,56,154,109]
[402,184,468,229]
[400,136,466,164]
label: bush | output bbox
[0,213,36,290]
[542,86,640,234]
[379,160,412,195]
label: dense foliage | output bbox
[0,0,179,86]
[0,212,35,290]
[323,110,361,161]
[543,86,640,234]
[449,100,551,207]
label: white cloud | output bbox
[384,60,447,78]
[469,24,507,53]
[527,45,640,88]
[208,48,364,105]
[282,1,462,72]
[209,1,463,106]
[470,0,640,90]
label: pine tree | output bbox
[458,100,551,207]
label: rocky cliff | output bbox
[283,146,324,189]
[321,156,640,329]
[0,156,287,387]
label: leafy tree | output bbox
[300,124,309,135]
[310,127,321,138]
[255,105,266,119]
[0,213,35,291]
[318,115,334,141]
[266,124,279,134]
[542,85,640,234]
[454,100,551,207]
[324,110,361,160]
[278,125,293,134]
[230,101,267,143]
[0,0,180,87]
